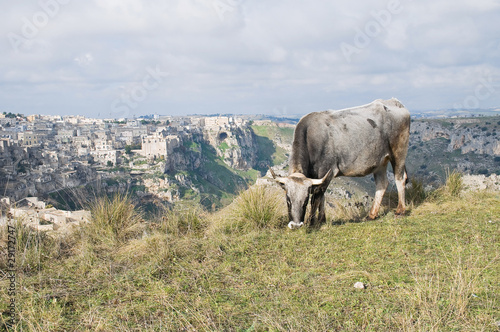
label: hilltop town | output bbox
[0,112,282,208]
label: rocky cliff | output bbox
[410,118,500,156]
[203,125,258,170]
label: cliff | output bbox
[410,118,500,156]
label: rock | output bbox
[462,174,500,192]
[354,282,365,289]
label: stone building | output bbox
[140,131,181,159]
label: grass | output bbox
[0,178,499,331]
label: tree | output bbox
[107,161,114,167]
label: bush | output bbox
[233,185,287,229]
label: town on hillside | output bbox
[0,112,283,229]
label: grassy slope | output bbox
[251,125,294,169]
[0,186,499,331]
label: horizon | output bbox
[3,105,500,121]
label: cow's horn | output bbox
[310,169,333,186]
[269,168,287,184]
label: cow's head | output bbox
[270,169,332,229]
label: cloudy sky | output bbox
[2,0,500,119]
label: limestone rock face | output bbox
[410,120,499,156]
[203,125,258,171]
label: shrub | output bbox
[233,185,287,229]
[329,199,368,223]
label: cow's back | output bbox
[289,98,410,178]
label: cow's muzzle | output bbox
[288,221,304,229]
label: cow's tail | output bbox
[404,166,409,185]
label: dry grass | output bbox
[207,184,288,236]
[83,193,144,246]
[397,248,498,331]
[0,179,498,331]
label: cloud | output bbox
[0,0,499,117]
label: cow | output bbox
[270,98,410,229]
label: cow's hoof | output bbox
[288,221,304,229]
[395,209,406,216]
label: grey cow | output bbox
[271,98,411,229]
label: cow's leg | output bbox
[394,165,407,215]
[308,192,320,226]
[368,169,388,220]
[309,190,328,226]
[318,193,326,224]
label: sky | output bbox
[1,0,500,119]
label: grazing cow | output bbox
[270,98,410,229]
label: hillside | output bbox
[407,116,500,183]
[1,176,498,331]
[9,115,499,215]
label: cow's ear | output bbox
[311,169,333,192]
[269,167,287,189]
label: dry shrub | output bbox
[405,178,427,206]
[445,169,464,197]
[0,217,68,275]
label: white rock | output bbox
[354,282,365,289]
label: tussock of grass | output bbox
[430,169,464,201]
[405,178,428,206]
[81,193,144,250]
[156,201,207,237]
[208,184,287,235]
[1,178,498,331]
[0,219,62,274]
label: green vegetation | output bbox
[1,173,498,331]
[183,140,201,153]
[2,112,23,119]
[133,159,148,166]
[251,124,293,173]
[124,144,141,155]
[218,142,230,153]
